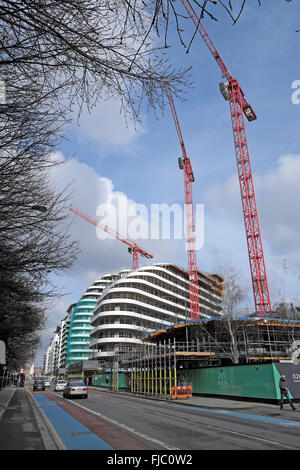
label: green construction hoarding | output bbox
[179,363,300,401]
[92,372,127,389]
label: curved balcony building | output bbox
[66,275,115,365]
[90,264,224,362]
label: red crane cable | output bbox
[181,0,272,317]
[165,83,200,320]
[69,206,153,270]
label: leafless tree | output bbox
[219,270,248,363]
[0,1,284,130]
[116,0,295,61]
[196,267,249,364]
[0,78,78,369]
[0,0,193,125]
[0,1,189,369]
[0,150,79,368]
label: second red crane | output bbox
[70,206,153,270]
[165,82,200,321]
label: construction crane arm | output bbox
[165,82,195,182]
[70,206,153,264]
[181,0,230,79]
[165,82,188,158]
[181,0,256,122]
[70,206,135,248]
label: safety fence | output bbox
[108,340,179,396]
[171,385,192,399]
[130,365,177,397]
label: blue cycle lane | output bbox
[33,393,114,450]
[170,403,300,429]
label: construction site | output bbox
[69,1,300,403]
[87,316,300,400]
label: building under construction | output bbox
[144,317,300,366]
[92,317,300,400]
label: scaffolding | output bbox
[110,338,218,397]
[144,318,300,365]
[112,340,177,397]
[105,318,300,397]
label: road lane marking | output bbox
[169,404,300,429]
[205,423,293,449]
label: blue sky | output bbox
[34,1,300,364]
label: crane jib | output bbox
[69,207,153,270]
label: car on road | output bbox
[44,378,51,387]
[63,380,88,399]
[55,379,67,392]
[33,380,45,391]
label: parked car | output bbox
[33,380,45,391]
[63,380,88,399]
[44,378,51,387]
[55,379,67,392]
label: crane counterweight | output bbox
[219,82,229,101]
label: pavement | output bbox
[0,385,62,450]
[0,384,298,450]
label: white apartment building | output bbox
[44,332,60,375]
[89,263,224,363]
[57,304,76,369]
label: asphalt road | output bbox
[46,387,300,450]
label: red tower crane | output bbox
[181,0,272,317]
[69,206,153,270]
[165,82,200,320]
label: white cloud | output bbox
[204,153,300,307]
[49,152,142,278]
[255,154,300,254]
[205,153,300,256]
[35,299,69,365]
[76,97,146,154]
[48,151,188,291]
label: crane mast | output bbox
[165,83,200,320]
[69,207,153,270]
[181,0,272,317]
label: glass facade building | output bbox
[66,277,113,365]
